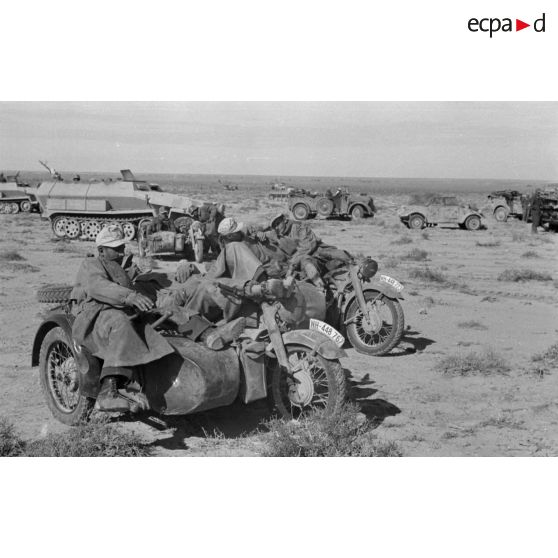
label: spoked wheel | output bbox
[0,203,7,214]
[465,215,481,231]
[39,327,94,425]
[65,219,80,239]
[269,344,346,419]
[408,214,425,230]
[9,202,20,214]
[345,290,405,356]
[292,203,310,220]
[122,222,136,241]
[81,220,101,241]
[20,200,32,212]
[52,217,69,238]
[493,207,508,222]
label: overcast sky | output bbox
[1,102,556,179]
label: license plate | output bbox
[380,274,404,292]
[309,319,345,347]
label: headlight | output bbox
[360,257,378,280]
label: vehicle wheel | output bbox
[65,219,80,239]
[9,202,20,214]
[194,238,204,263]
[408,214,425,230]
[81,220,101,241]
[20,200,32,212]
[350,205,365,219]
[37,284,74,303]
[465,215,481,231]
[345,290,405,356]
[493,206,508,222]
[269,344,347,419]
[316,197,334,218]
[122,222,136,241]
[292,203,310,220]
[52,217,68,238]
[39,327,94,425]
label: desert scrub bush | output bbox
[402,248,428,261]
[390,235,414,245]
[262,403,402,457]
[24,423,151,457]
[408,267,447,283]
[0,249,25,261]
[475,240,501,247]
[497,269,552,282]
[436,348,510,376]
[527,343,558,378]
[0,417,25,456]
[457,320,488,330]
[521,250,540,258]
[5,262,39,273]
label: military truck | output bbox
[398,195,483,230]
[35,163,205,241]
[487,190,525,222]
[288,187,375,220]
[0,172,40,214]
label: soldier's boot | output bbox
[303,262,325,290]
[97,376,131,413]
[203,317,247,350]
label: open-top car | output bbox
[398,195,484,230]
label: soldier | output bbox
[71,225,175,412]
[530,190,543,234]
[0,173,6,183]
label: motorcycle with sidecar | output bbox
[32,278,348,426]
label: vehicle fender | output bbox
[345,284,404,311]
[31,312,74,367]
[282,329,346,360]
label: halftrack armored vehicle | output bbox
[398,195,484,230]
[487,190,525,222]
[288,187,375,220]
[36,164,205,242]
[0,172,40,214]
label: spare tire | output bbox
[37,284,74,304]
[316,197,334,217]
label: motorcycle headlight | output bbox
[359,258,378,280]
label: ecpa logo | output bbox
[468,13,546,37]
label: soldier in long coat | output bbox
[71,225,174,412]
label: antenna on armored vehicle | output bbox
[39,160,62,180]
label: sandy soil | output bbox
[1,186,557,456]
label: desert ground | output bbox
[1,175,557,456]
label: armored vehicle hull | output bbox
[36,169,202,241]
[0,174,40,214]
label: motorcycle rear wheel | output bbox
[345,291,404,356]
[39,327,94,425]
[269,344,346,419]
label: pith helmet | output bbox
[96,224,126,248]
[217,217,245,236]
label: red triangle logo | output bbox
[516,19,530,31]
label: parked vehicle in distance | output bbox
[288,187,375,220]
[398,195,484,230]
[0,172,40,214]
[487,190,525,222]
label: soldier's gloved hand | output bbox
[125,292,154,312]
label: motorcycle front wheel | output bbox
[39,327,94,425]
[269,344,347,419]
[345,290,405,356]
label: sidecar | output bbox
[32,301,347,425]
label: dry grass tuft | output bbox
[408,267,448,283]
[497,269,552,282]
[520,250,540,259]
[436,348,510,376]
[475,240,501,248]
[263,403,402,457]
[390,235,414,245]
[402,248,429,261]
[457,320,488,330]
[527,343,558,378]
[0,417,25,456]
[0,250,26,261]
[5,262,40,273]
